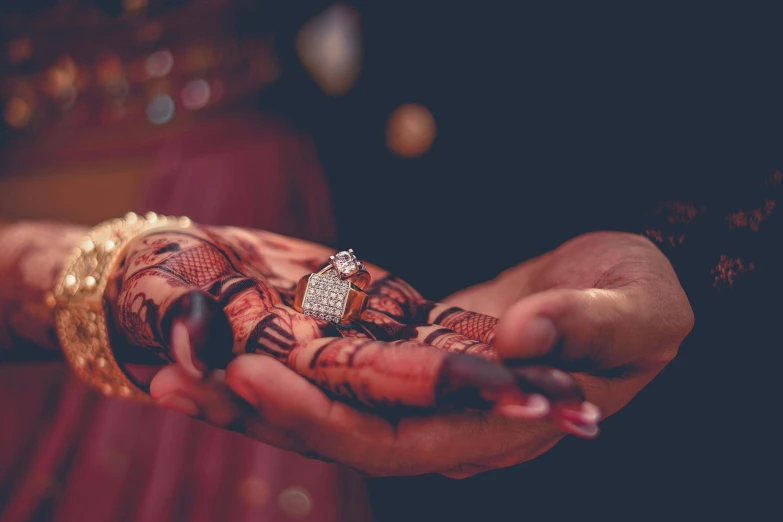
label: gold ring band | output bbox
[292,273,368,326]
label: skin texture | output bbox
[0,222,86,357]
[0,223,691,478]
[117,227,692,477]
[110,226,593,427]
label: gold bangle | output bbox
[52,211,192,401]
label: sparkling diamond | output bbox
[333,250,359,276]
[302,273,350,323]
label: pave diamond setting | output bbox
[331,250,361,277]
[302,273,351,323]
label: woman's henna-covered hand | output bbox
[110,226,600,459]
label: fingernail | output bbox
[561,419,600,439]
[157,392,201,416]
[510,366,585,403]
[559,401,602,425]
[171,321,205,379]
[522,317,558,351]
[581,402,601,423]
[495,394,550,419]
[162,290,235,371]
[231,381,260,409]
[437,353,517,408]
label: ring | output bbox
[318,249,371,290]
[293,249,370,326]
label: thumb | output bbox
[160,289,234,377]
[115,271,234,379]
[493,288,633,369]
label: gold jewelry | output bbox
[51,212,192,401]
[293,250,370,326]
[293,273,368,326]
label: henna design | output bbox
[245,312,298,359]
[432,307,498,345]
[289,338,443,408]
[367,276,435,324]
[422,328,494,357]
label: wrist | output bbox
[0,222,86,353]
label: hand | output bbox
[109,225,600,476]
[448,231,695,424]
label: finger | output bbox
[428,303,499,345]
[400,324,496,359]
[494,287,652,418]
[365,276,435,324]
[150,364,304,451]
[285,337,547,414]
[355,309,413,341]
[117,268,233,379]
[494,287,646,368]
[150,364,240,428]
[227,355,564,476]
[218,275,325,362]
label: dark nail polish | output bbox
[510,365,585,404]
[436,353,518,409]
[162,290,235,370]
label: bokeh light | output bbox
[123,0,148,13]
[45,56,77,100]
[4,98,33,129]
[96,52,123,86]
[146,94,175,125]
[7,37,33,65]
[145,50,174,78]
[296,4,362,96]
[386,104,437,158]
[181,79,210,110]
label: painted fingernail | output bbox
[561,419,600,439]
[171,321,205,379]
[495,394,550,419]
[510,366,585,403]
[157,392,201,417]
[162,290,235,371]
[559,401,602,425]
[436,353,516,408]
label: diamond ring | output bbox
[318,249,371,290]
[292,249,370,326]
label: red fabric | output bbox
[0,116,350,522]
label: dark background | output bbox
[259,3,781,520]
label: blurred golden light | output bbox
[7,37,33,64]
[146,94,175,125]
[386,104,437,158]
[296,4,362,96]
[181,79,210,110]
[145,50,174,78]
[4,97,32,128]
[96,52,123,85]
[45,56,77,98]
[123,0,148,12]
